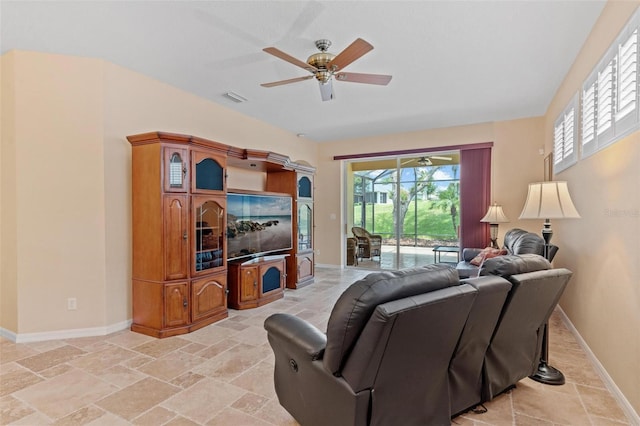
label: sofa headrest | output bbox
[324,264,459,374]
[479,253,551,278]
[503,228,545,255]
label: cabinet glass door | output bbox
[164,147,188,192]
[194,198,225,273]
[192,150,225,193]
[298,203,312,251]
[298,175,312,198]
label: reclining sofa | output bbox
[264,255,572,426]
[456,228,559,278]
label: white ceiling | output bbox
[1,1,606,142]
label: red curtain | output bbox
[460,147,491,249]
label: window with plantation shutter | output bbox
[580,7,640,159]
[553,94,578,173]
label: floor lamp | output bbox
[519,181,580,385]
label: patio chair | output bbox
[352,226,382,260]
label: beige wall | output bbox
[0,53,18,331]
[0,50,317,336]
[543,1,640,414]
[1,51,107,334]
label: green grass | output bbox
[355,200,458,241]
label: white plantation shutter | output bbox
[581,8,640,159]
[554,122,564,165]
[563,108,575,159]
[582,81,596,146]
[597,58,615,136]
[581,73,598,157]
[553,94,578,173]
[614,27,639,139]
[617,29,638,119]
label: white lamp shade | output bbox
[480,204,510,223]
[519,181,581,219]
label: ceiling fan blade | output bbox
[430,156,452,161]
[319,80,334,101]
[327,38,373,72]
[335,72,392,85]
[263,47,317,72]
[261,75,314,87]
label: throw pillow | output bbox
[470,247,508,266]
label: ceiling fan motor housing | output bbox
[308,41,336,83]
[307,52,335,69]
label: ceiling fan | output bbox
[261,38,392,101]
[402,156,453,166]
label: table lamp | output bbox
[519,181,580,385]
[480,203,510,248]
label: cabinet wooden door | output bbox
[240,266,259,302]
[164,282,189,328]
[260,261,285,296]
[191,150,226,194]
[163,195,188,280]
[163,147,188,192]
[191,274,227,322]
[297,253,313,284]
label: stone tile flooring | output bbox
[0,266,633,425]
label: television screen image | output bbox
[227,192,293,260]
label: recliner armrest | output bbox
[264,313,327,361]
[462,248,483,262]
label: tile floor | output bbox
[352,245,460,271]
[0,266,632,425]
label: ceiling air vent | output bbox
[223,92,248,103]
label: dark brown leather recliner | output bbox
[448,275,512,416]
[448,254,572,415]
[456,228,559,278]
[478,254,573,400]
[264,265,478,426]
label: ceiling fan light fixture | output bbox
[316,70,331,83]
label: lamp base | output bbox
[529,361,565,385]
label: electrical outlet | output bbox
[67,298,77,311]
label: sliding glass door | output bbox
[348,153,460,269]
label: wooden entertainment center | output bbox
[127,132,315,337]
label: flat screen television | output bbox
[227,192,293,261]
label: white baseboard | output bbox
[556,306,640,425]
[0,319,132,343]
